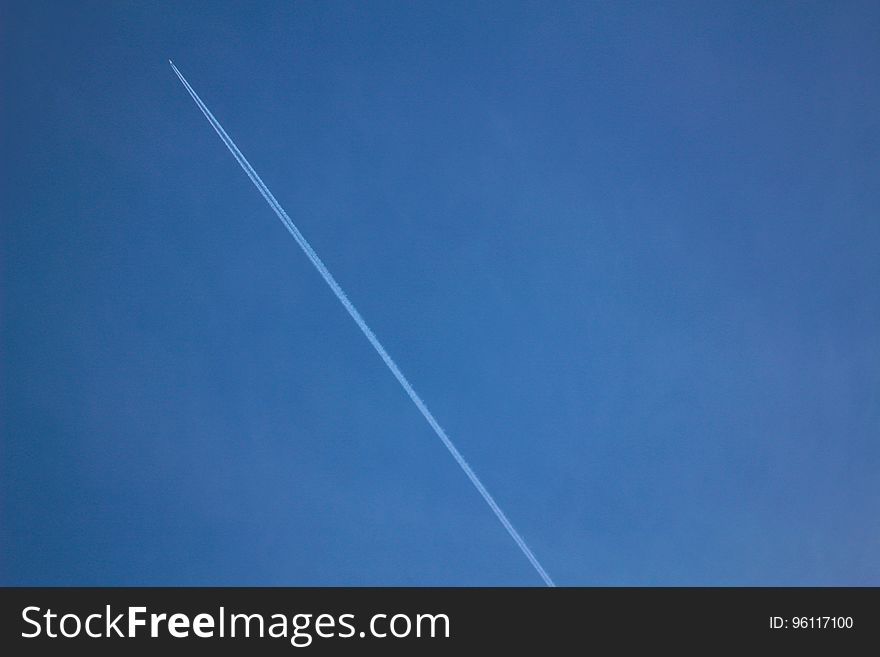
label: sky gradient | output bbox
[2,1,879,585]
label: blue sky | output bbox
[1,1,878,585]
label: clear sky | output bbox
[1,1,878,585]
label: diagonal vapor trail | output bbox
[169,60,555,587]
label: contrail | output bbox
[169,61,555,587]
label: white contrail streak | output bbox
[169,61,555,587]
